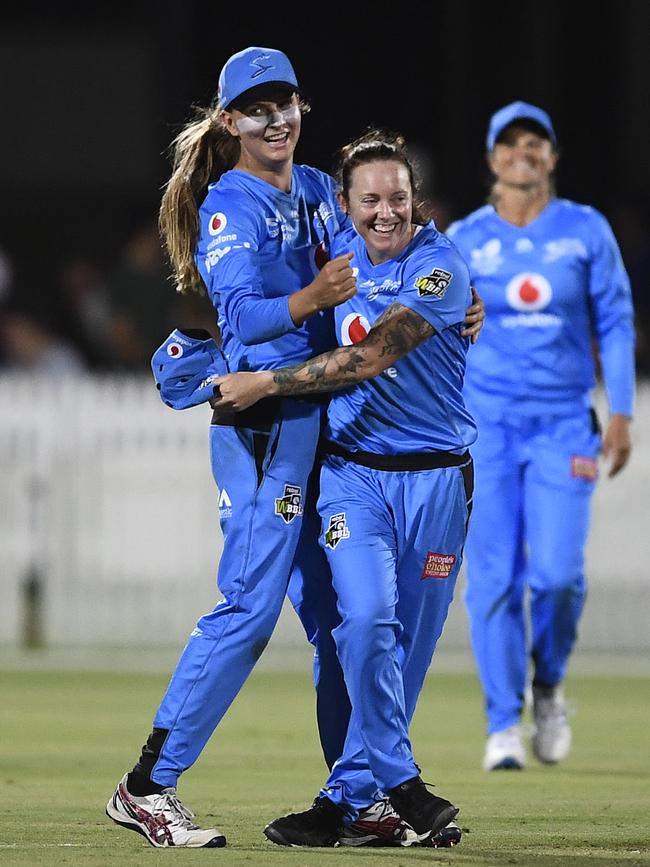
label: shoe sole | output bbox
[424,825,463,848]
[337,833,419,848]
[486,757,525,770]
[106,804,226,848]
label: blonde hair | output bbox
[159,107,240,296]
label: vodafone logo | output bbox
[505,272,552,312]
[167,342,183,358]
[208,212,228,236]
[340,312,370,345]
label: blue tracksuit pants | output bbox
[149,399,349,786]
[464,408,600,735]
[316,454,473,818]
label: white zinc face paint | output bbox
[235,104,301,135]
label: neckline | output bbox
[490,198,557,232]
[230,167,294,197]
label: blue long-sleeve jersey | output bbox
[446,199,636,418]
[195,165,349,372]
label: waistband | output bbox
[211,394,330,433]
[321,440,471,472]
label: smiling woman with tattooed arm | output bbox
[211,129,478,850]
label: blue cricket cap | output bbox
[151,328,228,410]
[486,101,556,151]
[217,46,299,110]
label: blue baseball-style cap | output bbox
[486,100,557,151]
[217,46,299,110]
[151,328,228,410]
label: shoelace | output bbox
[152,790,199,830]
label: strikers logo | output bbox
[415,268,453,299]
[340,311,371,345]
[505,272,552,311]
[166,342,183,358]
[421,551,456,580]
[324,512,350,549]
[274,484,303,524]
[208,212,228,236]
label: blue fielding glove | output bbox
[151,328,228,410]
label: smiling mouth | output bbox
[265,131,290,144]
[372,224,398,235]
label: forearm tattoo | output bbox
[272,303,436,396]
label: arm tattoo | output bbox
[272,303,436,396]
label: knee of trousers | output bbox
[332,612,401,658]
[529,569,586,597]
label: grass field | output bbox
[0,667,648,866]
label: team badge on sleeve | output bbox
[274,484,304,523]
[415,268,453,299]
[421,551,456,580]
[324,513,350,549]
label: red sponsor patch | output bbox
[571,455,598,481]
[421,551,456,580]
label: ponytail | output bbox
[159,107,240,295]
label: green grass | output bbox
[0,668,648,866]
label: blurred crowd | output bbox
[1,202,649,378]
[0,217,218,377]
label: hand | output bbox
[602,413,632,477]
[209,371,274,413]
[462,286,485,344]
[290,252,357,325]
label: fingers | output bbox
[328,252,355,271]
[608,447,631,477]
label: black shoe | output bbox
[263,797,345,847]
[388,776,459,840]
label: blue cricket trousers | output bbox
[316,453,473,818]
[464,408,600,734]
[149,399,349,786]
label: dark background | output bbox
[1,0,649,372]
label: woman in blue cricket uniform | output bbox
[105,46,359,849]
[446,101,635,771]
[212,129,478,848]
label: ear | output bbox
[486,151,497,174]
[336,191,348,213]
[221,111,240,139]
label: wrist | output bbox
[262,370,279,396]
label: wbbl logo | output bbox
[274,484,303,524]
[324,513,350,549]
[415,268,453,298]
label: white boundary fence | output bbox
[1,374,649,655]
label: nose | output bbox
[376,200,394,219]
[267,110,284,127]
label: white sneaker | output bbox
[338,798,419,847]
[532,684,572,764]
[483,724,526,770]
[106,774,226,848]
[338,798,461,848]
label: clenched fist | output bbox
[289,252,357,325]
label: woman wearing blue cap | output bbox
[105,45,485,848]
[446,101,636,771]
[104,45,358,849]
